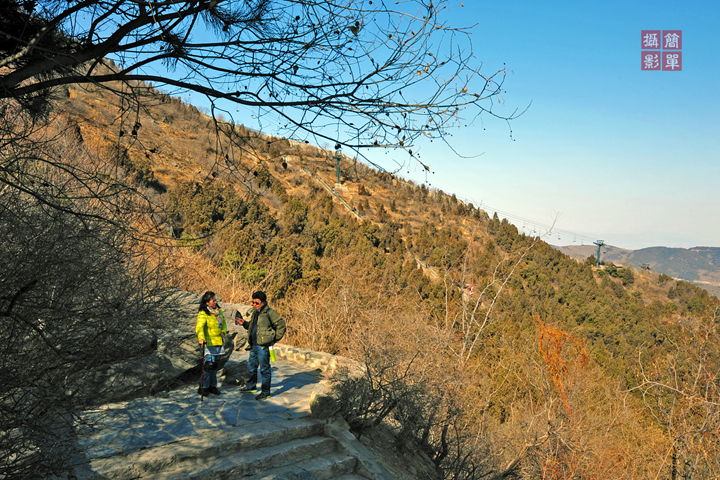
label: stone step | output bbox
[73,418,325,480]
[145,435,339,480]
[245,451,359,479]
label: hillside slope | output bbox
[55,83,720,480]
[556,244,720,297]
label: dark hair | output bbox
[199,291,216,313]
[251,291,267,304]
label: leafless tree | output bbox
[437,222,550,369]
[0,114,173,480]
[1,0,518,158]
[0,3,522,477]
[625,307,720,479]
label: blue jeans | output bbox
[247,344,272,394]
[200,345,223,389]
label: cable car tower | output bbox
[334,152,342,184]
[593,240,606,267]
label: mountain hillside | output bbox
[46,81,720,479]
[556,244,720,297]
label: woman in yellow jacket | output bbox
[196,291,228,396]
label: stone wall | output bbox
[219,300,363,377]
[273,344,361,376]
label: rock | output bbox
[83,290,237,404]
[270,473,319,480]
[220,359,248,387]
[219,302,251,351]
[309,382,340,419]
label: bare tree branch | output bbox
[1,0,520,155]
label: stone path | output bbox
[76,352,323,460]
[69,349,394,480]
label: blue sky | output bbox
[380,0,720,250]
[180,0,718,250]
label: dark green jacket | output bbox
[243,304,286,347]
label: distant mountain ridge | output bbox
[555,244,720,296]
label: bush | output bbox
[0,117,172,479]
[331,350,428,439]
[620,267,635,286]
[0,179,169,479]
[241,264,268,284]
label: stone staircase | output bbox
[67,350,392,480]
[74,416,365,479]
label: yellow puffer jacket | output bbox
[196,308,228,346]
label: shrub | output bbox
[331,350,428,439]
[241,264,267,284]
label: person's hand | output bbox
[235,318,244,325]
[199,339,206,345]
[221,331,226,337]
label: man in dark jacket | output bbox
[236,291,286,400]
